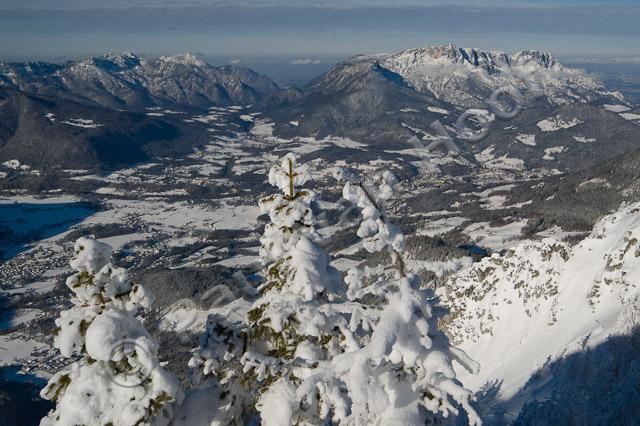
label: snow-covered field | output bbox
[536,116,582,131]
[61,118,102,128]
[515,133,536,146]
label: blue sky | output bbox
[0,1,638,64]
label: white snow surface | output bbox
[573,135,596,143]
[602,104,630,113]
[543,146,567,160]
[536,116,582,131]
[61,118,103,128]
[427,106,450,115]
[439,201,640,416]
[2,159,30,170]
[515,134,536,146]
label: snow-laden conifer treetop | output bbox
[40,236,183,426]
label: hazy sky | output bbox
[0,1,639,64]
[2,1,640,9]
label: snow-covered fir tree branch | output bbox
[335,167,407,278]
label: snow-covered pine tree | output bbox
[186,153,346,425]
[40,237,183,426]
[240,153,348,425]
[331,167,482,425]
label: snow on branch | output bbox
[335,167,406,276]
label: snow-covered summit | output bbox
[511,49,556,68]
[399,44,555,69]
[63,53,141,78]
[86,52,142,71]
[74,52,208,72]
[157,53,208,68]
[382,44,558,77]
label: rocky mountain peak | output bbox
[511,50,557,68]
[376,43,610,107]
[157,53,208,68]
[78,52,141,73]
[385,44,557,73]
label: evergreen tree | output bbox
[187,311,248,425]
[190,155,481,425]
[188,153,345,425]
[332,168,482,425]
[40,237,183,426]
[242,153,345,425]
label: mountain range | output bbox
[0,52,279,111]
[0,52,278,172]
[0,45,638,175]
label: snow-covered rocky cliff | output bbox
[381,44,623,107]
[438,201,640,422]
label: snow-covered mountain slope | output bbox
[266,59,449,150]
[0,53,281,110]
[381,44,624,108]
[437,201,640,419]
